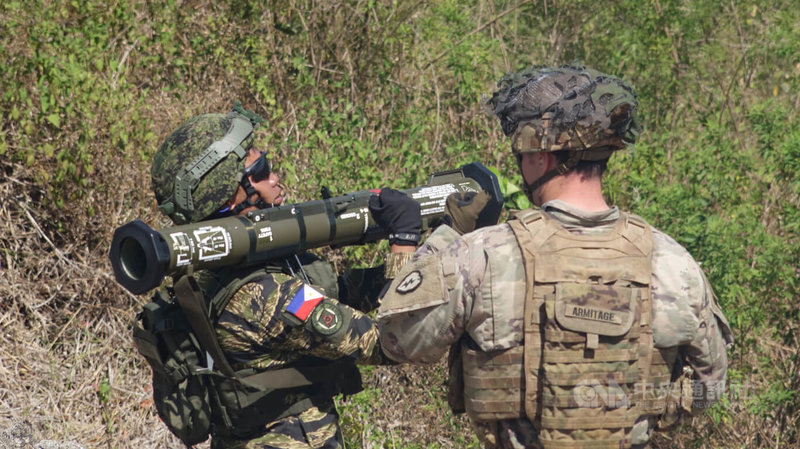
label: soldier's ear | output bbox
[542,153,557,170]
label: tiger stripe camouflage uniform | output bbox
[208,264,388,449]
[377,200,733,448]
[147,107,392,449]
[215,403,342,449]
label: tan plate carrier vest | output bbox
[460,210,676,449]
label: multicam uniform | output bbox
[377,200,732,448]
[203,255,387,449]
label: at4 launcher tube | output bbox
[109,162,502,294]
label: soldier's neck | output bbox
[538,173,609,212]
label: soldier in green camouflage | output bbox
[371,65,733,449]
[149,104,392,449]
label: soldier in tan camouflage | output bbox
[371,65,733,449]
[148,104,397,449]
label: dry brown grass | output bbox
[1,158,168,447]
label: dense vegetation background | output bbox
[1,0,798,447]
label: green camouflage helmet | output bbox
[486,64,641,158]
[151,104,264,224]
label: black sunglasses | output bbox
[242,151,272,182]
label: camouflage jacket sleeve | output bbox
[217,271,388,369]
[376,224,513,364]
[650,229,733,412]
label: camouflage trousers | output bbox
[211,401,342,449]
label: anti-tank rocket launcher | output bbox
[109,162,503,295]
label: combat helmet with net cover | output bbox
[151,103,267,225]
[486,65,641,191]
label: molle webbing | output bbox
[499,209,671,449]
[462,345,526,419]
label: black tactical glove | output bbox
[368,188,422,246]
[441,191,493,235]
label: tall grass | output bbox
[1,0,798,447]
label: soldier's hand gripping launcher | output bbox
[109,162,503,294]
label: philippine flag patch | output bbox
[286,284,325,321]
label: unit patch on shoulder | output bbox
[310,301,343,336]
[395,271,423,294]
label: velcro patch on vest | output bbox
[378,254,449,316]
[564,305,623,324]
[553,283,636,337]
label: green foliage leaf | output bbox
[46,114,60,127]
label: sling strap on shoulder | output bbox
[174,274,238,378]
[173,271,354,390]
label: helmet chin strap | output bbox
[230,176,271,215]
[518,151,582,202]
